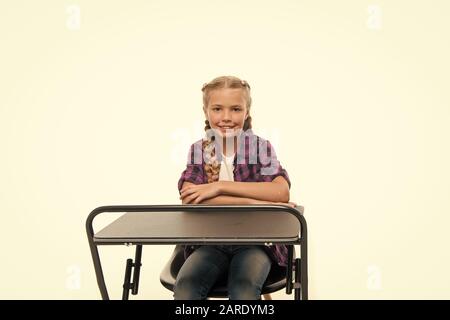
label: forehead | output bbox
[208,88,246,107]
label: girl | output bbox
[176,75,295,300]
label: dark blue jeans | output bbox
[173,245,272,300]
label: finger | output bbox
[185,192,199,204]
[180,188,196,199]
[180,185,195,194]
[182,193,194,203]
[193,195,203,204]
[184,197,194,204]
[190,194,201,204]
[180,187,190,197]
[181,194,190,203]
[184,193,194,203]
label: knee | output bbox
[228,279,262,300]
[173,276,208,300]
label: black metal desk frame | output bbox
[86,204,308,300]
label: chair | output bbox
[160,244,298,300]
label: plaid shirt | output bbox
[177,129,291,267]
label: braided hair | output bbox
[202,76,253,184]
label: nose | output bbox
[222,110,231,121]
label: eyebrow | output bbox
[211,104,243,108]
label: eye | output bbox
[233,108,241,111]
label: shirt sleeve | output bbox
[258,139,291,189]
[177,142,205,195]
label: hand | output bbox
[180,182,222,204]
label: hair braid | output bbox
[203,120,221,183]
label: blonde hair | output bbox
[202,76,253,183]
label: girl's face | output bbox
[204,88,249,138]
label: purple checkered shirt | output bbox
[177,129,291,267]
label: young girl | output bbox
[176,75,295,300]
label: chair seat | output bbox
[160,245,288,298]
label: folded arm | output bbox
[180,178,290,204]
[218,176,290,203]
[180,182,264,205]
[192,195,255,205]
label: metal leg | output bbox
[86,208,111,300]
[301,239,308,300]
[286,245,294,295]
[132,245,143,295]
[122,259,133,300]
[122,245,143,300]
[88,242,109,300]
[294,258,301,300]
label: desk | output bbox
[86,204,307,300]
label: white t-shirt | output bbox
[218,153,235,181]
